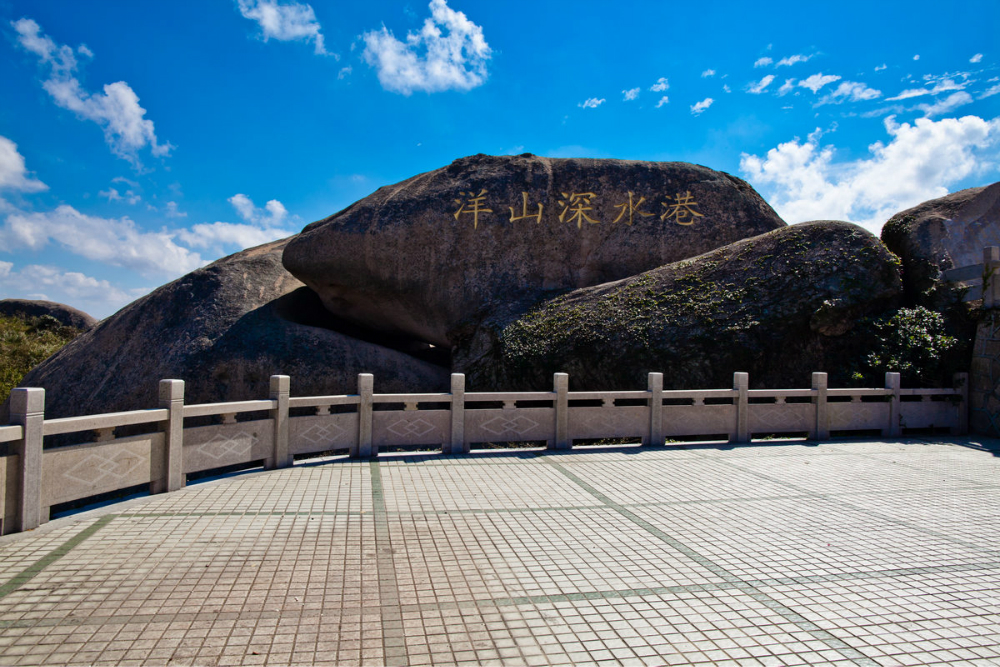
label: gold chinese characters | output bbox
[452,190,704,229]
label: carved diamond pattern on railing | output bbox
[480,415,541,437]
[64,450,147,486]
[752,405,806,430]
[298,422,346,446]
[195,432,256,461]
[579,411,621,434]
[387,417,437,438]
[830,404,877,428]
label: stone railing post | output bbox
[10,388,44,532]
[954,372,969,435]
[551,372,570,450]
[812,372,829,440]
[985,247,1000,309]
[156,380,185,493]
[353,374,374,459]
[447,373,466,455]
[648,372,663,446]
[269,375,291,469]
[734,372,749,443]
[885,372,902,437]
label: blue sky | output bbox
[1,0,999,318]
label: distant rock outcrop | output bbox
[453,221,902,390]
[0,299,97,331]
[12,240,450,419]
[881,182,1000,308]
[283,154,786,347]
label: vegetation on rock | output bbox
[0,315,83,404]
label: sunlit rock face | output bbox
[882,182,1000,308]
[282,153,786,347]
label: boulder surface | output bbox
[453,221,902,390]
[283,154,786,347]
[882,182,1000,307]
[10,240,449,420]
[0,299,97,330]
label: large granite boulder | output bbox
[453,221,902,390]
[283,154,786,347]
[881,182,1000,308]
[0,299,97,330]
[7,239,449,420]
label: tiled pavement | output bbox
[0,437,997,666]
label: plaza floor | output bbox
[0,436,997,667]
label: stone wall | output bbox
[971,311,1000,436]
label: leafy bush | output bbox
[0,315,83,404]
[847,306,961,387]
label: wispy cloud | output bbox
[874,64,887,72]
[778,79,796,96]
[798,73,841,93]
[0,262,143,315]
[740,114,1000,234]
[12,18,172,169]
[649,77,668,92]
[887,78,967,101]
[655,96,669,108]
[175,194,293,251]
[361,0,490,95]
[776,54,812,67]
[754,57,773,68]
[817,81,881,105]
[0,205,204,278]
[916,91,973,117]
[622,87,639,101]
[0,136,47,193]
[579,97,605,109]
[690,98,714,115]
[747,75,775,94]
[701,69,715,77]
[970,53,983,64]
[237,0,329,55]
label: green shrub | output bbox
[846,306,960,387]
[0,315,83,404]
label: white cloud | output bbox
[723,84,731,94]
[690,98,714,115]
[701,69,715,78]
[747,75,775,94]
[971,53,983,64]
[579,97,605,109]
[338,66,352,79]
[655,96,669,108]
[227,193,288,224]
[739,114,1000,234]
[798,73,841,93]
[817,81,881,105]
[778,79,796,96]
[917,91,973,117]
[12,18,172,168]
[175,221,292,250]
[99,188,121,201]
[361,0,490,95]
[913,54,920,61]
[622,87,639,101]
[887,78,967,101]
[0,136,47,193]
[874,64,887,72]
[0,205,204,278]
[237,0,328,55]
[754,57,773,68]
[777,54,811,67]
[649,77,669,92]
[980,83,1000,99]
[165,201,187,218]
[0,263,139,313]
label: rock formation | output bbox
[881,182,1000,308]
[11,239,449,420]
[0,299,97,331]
[283,154,786,348]
[453,221,902,390]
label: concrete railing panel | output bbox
[662,404,736,439]
[289,414,360,456]
[373,409,450,449]
[183,421,274,474]
[570,406,648,442]
[465,407,555,446]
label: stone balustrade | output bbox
[0,370,969,536]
